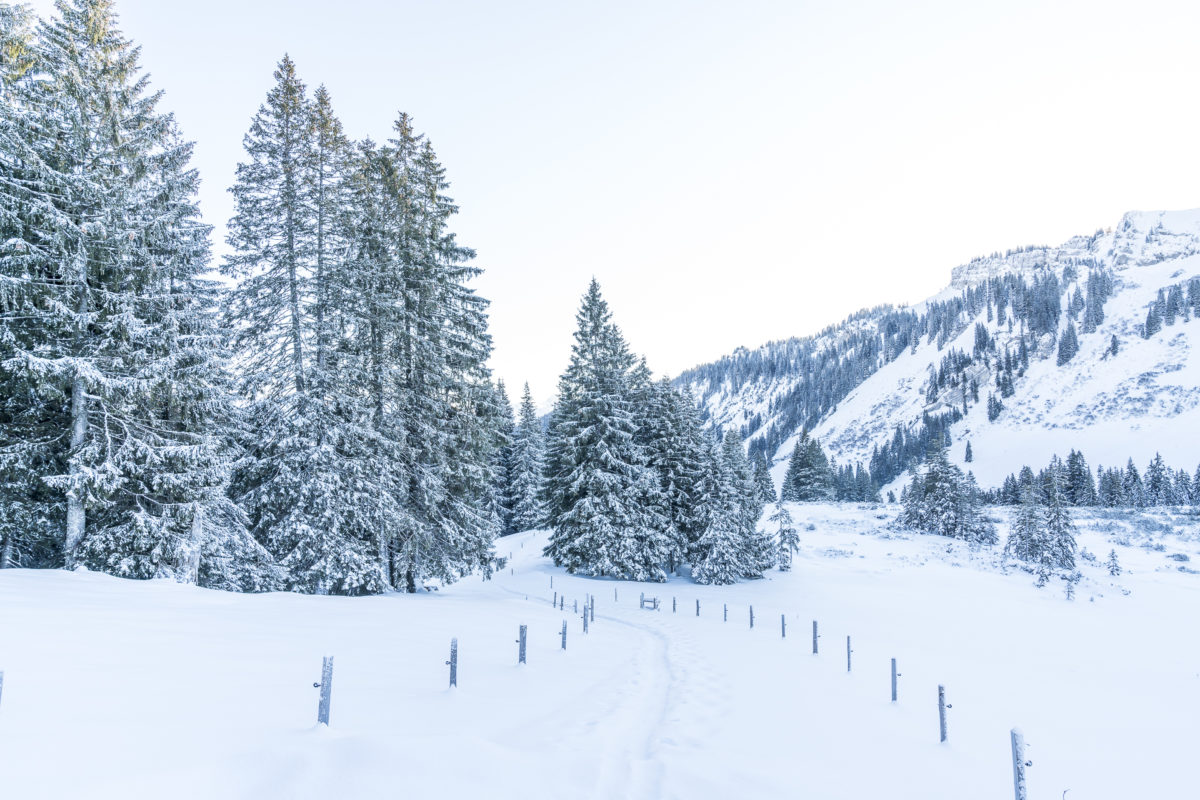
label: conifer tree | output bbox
[508,383,546,532]
[1004,487,1044,570]
[1041,464,1077,572]
[770,500,799,571]
[1105,549,1121,576]
[542,281,668,580]
[1,0,265,585]
[751,451,777,504]
[492,381,516,535]
[1056,320,1079,365]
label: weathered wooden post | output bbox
[1010,728,1029,800]
[583,608,589,634]
[561,620,568,650]
[559,596,564,611]
[812,620,819,654]
[672,596,676,613]
[614,587,618,602]
[550,575,553,588]
[891,658,899,702]
[574,599,578,614]
[723,603,727,622]
[315,656,334,725]
[749,605,754,629]
[696,599,700,616]
[590,597,595,623]
[640,591,644,607]
[938,684,950,742]
[447,638,458,688]
[553,591,557,607]
[518,625,527,664]
[846,636,852,672]
[781,614,786,638]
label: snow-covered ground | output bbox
[2,503,1198,799]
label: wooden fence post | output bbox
[673,596,676,613]
[574,599,578,613]
[781,614,786,638]
[447,638,458,688]
[696,599,700,617]
[315,656,334,725]
[846,636,852,672]
[583,607,589,634]
[891,658,899,702]
[723,603,727,622]
[1010,728,1028,800]
[750,605,754,629]
[938,684,950,742]
[553,591,557,607]
[590,597,595,623]
[561,620,568,650]
[812,620,819,654]
[518,625,527,664]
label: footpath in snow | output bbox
[1,503,1197,799]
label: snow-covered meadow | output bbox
[1,502,1197,799]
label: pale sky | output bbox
[25,0,1200,408]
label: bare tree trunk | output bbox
[179,502,203,584]
[64,264,89,562]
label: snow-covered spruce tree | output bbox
[650,382,713,571]
[508,382,546,532]
[751,451,777,504]
[225,73,498,592]
[770,499,799,571]
[691,439,747,585]
[901,443,994,543]
[375,124,499,591]
[1040,465,1077,573]
[224,58,389,594]
[1105,549,1121,577]
[1144,453,1171,506]
[1003,487,1044,571]
[542,281,669,580]
[781,431,836,502]
[492,380,516,535]
[0,3,64,569]
[1056,320,1079,366]
[720,431,772,576]
[0,0,267,584]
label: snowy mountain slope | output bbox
[681,209,1200,489]
[2,504,1197,799]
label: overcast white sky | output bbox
[26,0,1200,407]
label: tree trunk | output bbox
[179,502,203,584]
[64,268,89,562]
[405,551,416,594]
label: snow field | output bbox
[2,503,1198,799]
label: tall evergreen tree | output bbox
[508,383,546,532]
[1056,320,1079,366]
[0,0,266,585]
[751,450,777,504]
[542,281,668,580]
[769,499,799,571]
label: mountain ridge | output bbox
[677,208,1200,492]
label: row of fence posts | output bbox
[302,573,1034,798]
